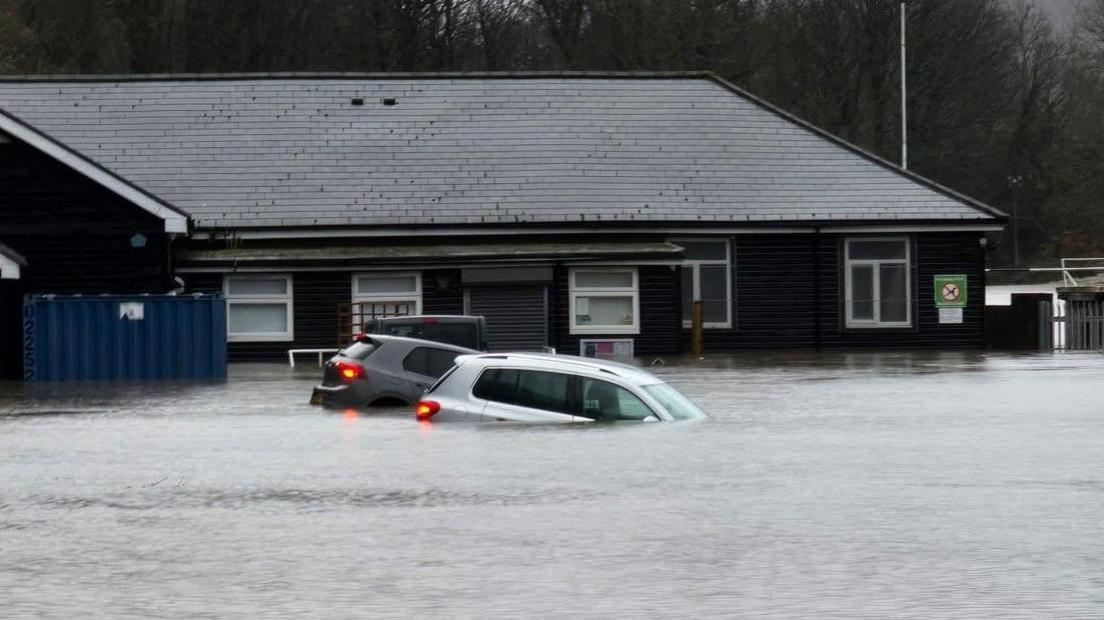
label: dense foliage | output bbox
[1,0,1102,266]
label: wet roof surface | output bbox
[0,75,994,229]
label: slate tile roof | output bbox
[0,73,999,229]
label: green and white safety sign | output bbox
[933,274,967,308]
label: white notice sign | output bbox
[938,307,963,324]
[119,302,145,321]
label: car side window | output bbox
[402,347,429,375]
[579,377,654,421]
[425,348,459,377]
[472,368,573,414]
[403,347,460,379]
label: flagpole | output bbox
[900,0,908,169]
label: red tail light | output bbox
[414,399,441,420]
[334,361,366,382]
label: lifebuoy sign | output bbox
[933,274,968,309]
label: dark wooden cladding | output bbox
[186,271,346,361]
[696,231,986,350]
[187,232,985,362]
[0,140,174,294]
[422,269,463,314]
[188,268,468,361]
[551,265,682,356]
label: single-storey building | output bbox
[0,72,1005,370]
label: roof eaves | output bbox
[703,72,1008,222]
[0,107,190,233]
[0,241,27,265]
[0,241,26,280]
[0,70,714,83]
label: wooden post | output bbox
[691,300,704,357]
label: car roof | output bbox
[356,333,479,354]
[459,352,661,384]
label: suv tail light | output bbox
[334,361,366,382]
[414,399,441,420]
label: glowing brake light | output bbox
[334,361,365,382]
[414,399,441,420]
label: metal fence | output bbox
[1041,300,1104,351]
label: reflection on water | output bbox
[2,352,1104,617]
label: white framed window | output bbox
[844,238,912,328]
[224,275,294,342]
[569,268,639,335]
[351,272,422,322]
[673,239,731,328]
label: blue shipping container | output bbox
[23,294,227,381]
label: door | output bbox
[465,286,548,352]
[470,367,579,423]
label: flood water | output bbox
[2,352,1104,618]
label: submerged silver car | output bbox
[311,334,478,408]
[413,353,706,423]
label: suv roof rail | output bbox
[472,352,630,377]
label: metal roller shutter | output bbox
[465,286,548,352]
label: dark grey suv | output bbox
[310,334,478,408]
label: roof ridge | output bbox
[703,73,1008,221]
[0,70,712,83]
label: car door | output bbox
[470,367,579,423]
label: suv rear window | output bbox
[472,368,572,414]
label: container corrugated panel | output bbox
[23,294,226,381]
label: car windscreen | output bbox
[383,322,478,349]
[642,383,706,420]
[338,340,378,360]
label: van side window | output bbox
[403,347,460,378]
[578,377,654,421]
[473,368,573,414]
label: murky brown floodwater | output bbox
[2,352,1104,618]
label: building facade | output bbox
[0,73,1004,369]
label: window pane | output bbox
[402,347,430,375]
[575,271,633,289]
[879,264,909,323]
[356,275,417,295]
[850,265,874,320]
[473,368,516,402]
[575,296,634,327]
[354,300,416,322]
[680,266,693,321]
[848,240,906,261]
[227,278,287,296]
[229,303,288,333]
[515,370,571,413]
[475,369,571,413]
[679,241,728,261]
[426,349,459,378]
[700,265,729,323]
[580,378,654,421]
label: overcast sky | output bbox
[1033,0,1083,30]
